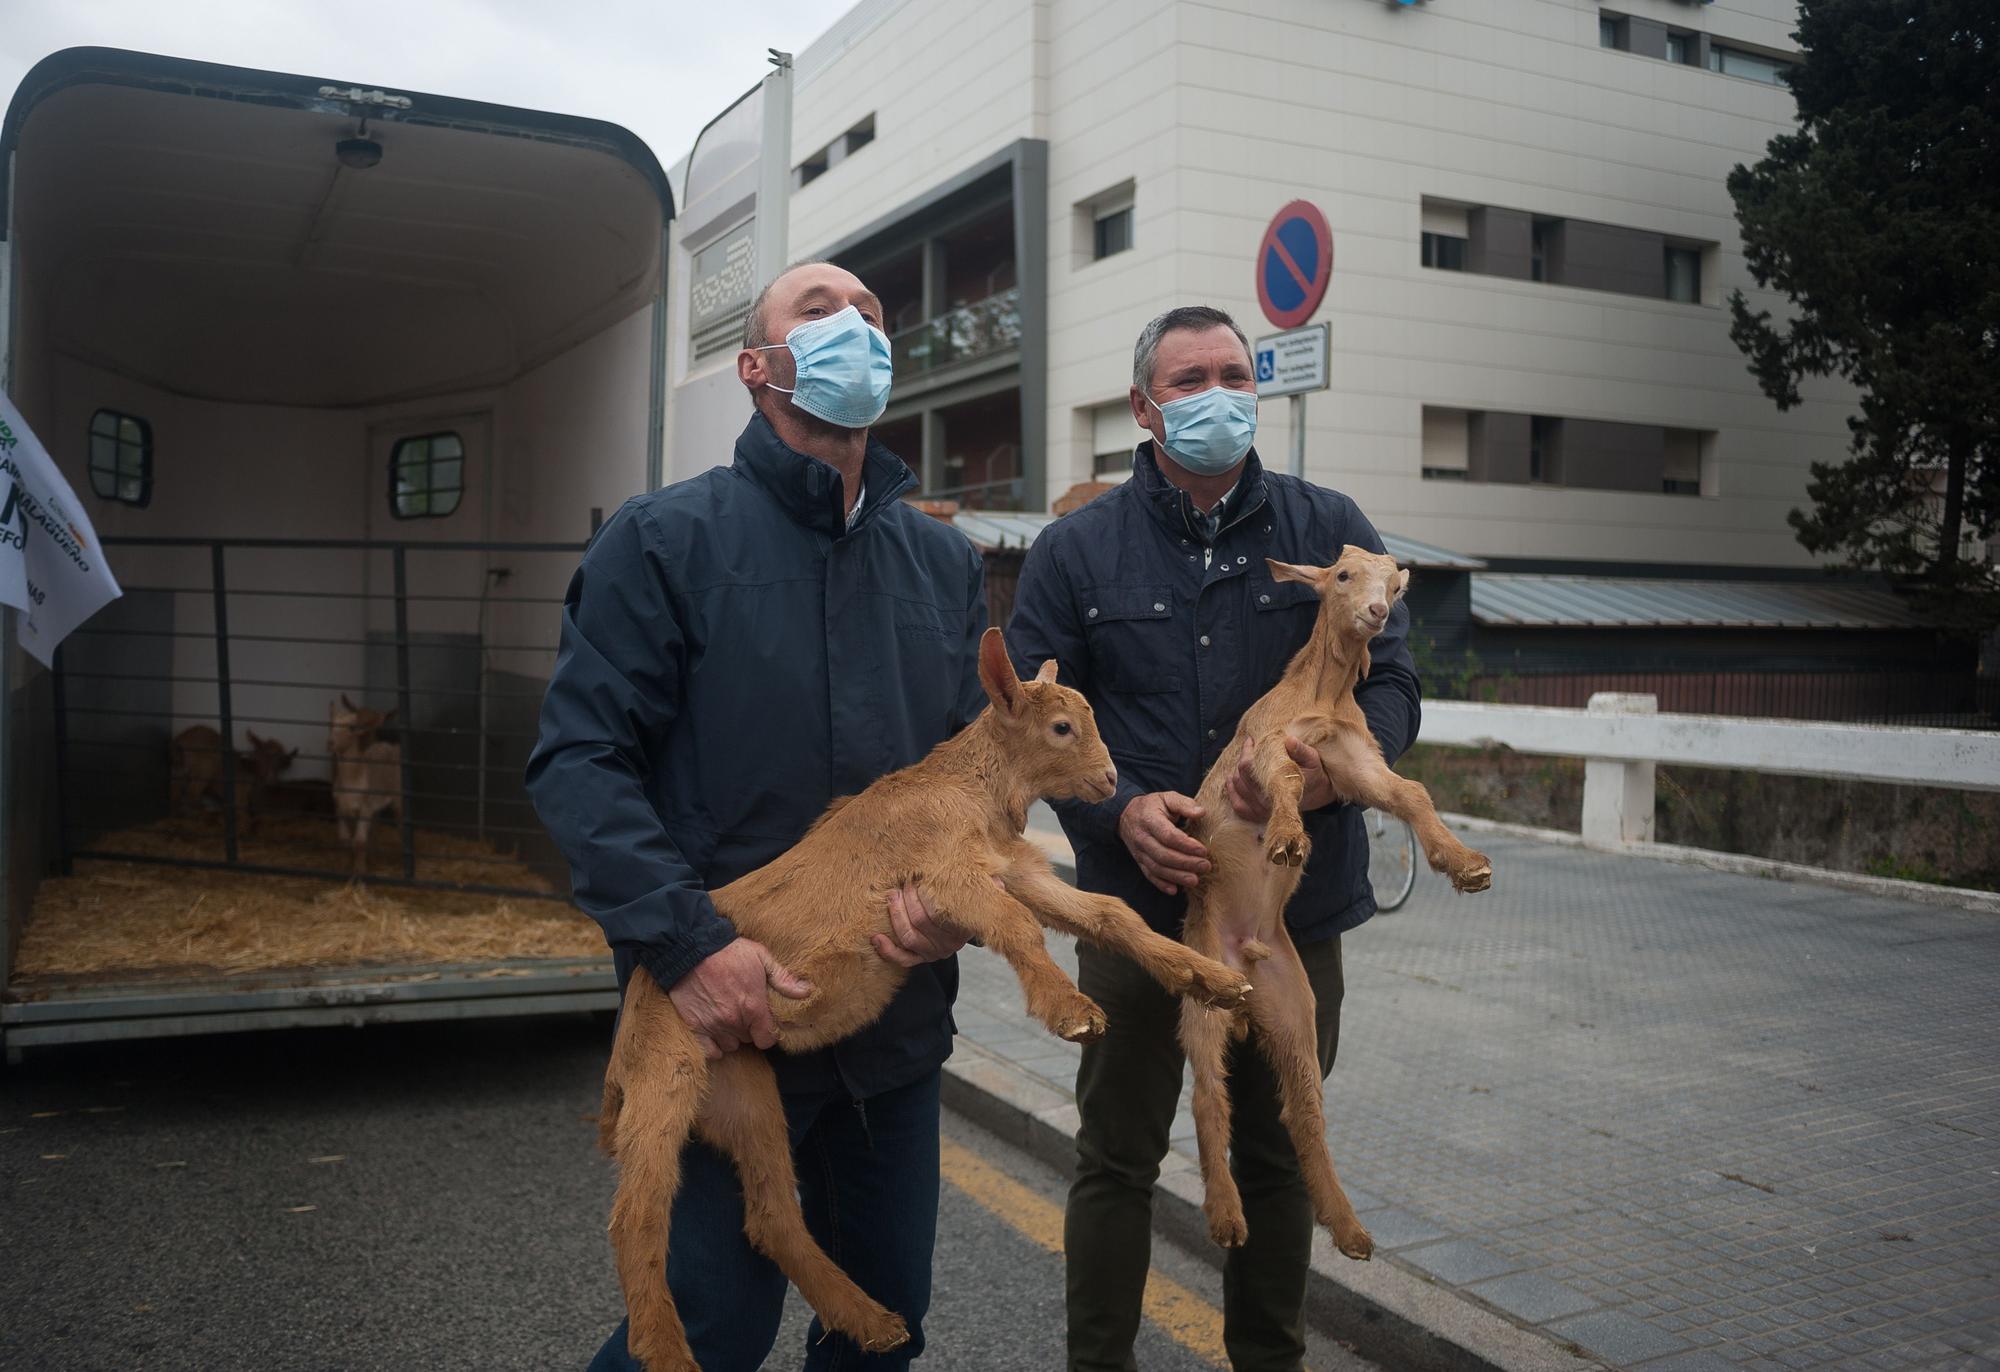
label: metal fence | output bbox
[51,537,586,899]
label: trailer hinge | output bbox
[317,86,415,110]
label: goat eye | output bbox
[1336,571,1349,582]
[1053,721,1072,736]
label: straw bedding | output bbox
[16,815,606,979]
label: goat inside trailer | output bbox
[0,48,675,1052]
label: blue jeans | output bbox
[588,1068,942,1372]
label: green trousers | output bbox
[1064,934,1343,1372]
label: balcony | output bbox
[890,287,1021,379]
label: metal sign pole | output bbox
[755,51,794,290]
[1290,393,1306,479]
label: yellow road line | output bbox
[939,1137,1230,1366]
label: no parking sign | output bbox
[1255,200,1332,330]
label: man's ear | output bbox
[1266,559,1327,588]
[978,627,1024,717]
[1035,659,1059,684]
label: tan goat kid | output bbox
[601,628,1255,1372]
[327,695,402,875]
[168,725,296,833]
[1180,546,1492,1261]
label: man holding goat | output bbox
[529,261,984,1372]
[1007,305,1423,1372]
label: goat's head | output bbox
[242,730,299,782]
[976,627,1118,804]
[328,694,396,756]
[1267,546,1410,641]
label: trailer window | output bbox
[88,409,153,507]
[389,432,465,519]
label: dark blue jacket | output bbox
[1005,443,1421,944]
[526,413,988,1098]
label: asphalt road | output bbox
[2,1015,1374,1371]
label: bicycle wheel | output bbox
[1365,808,1417,912]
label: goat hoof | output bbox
[1333,1222,1374,1261]
[1057,1003,1107,1043]
[1450,856,1492,893]
[1207,1209,1249,1248]
[1265,832,1308,867]
[856,1312,910,1352]
[1187,961,1253,1009]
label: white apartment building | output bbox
[665,0,1840,576]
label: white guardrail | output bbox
[1420,694,2000,848]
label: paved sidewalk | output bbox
[950,825,2000,1372]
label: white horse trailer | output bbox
[0,48,676,1056]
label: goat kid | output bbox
[1180,547,1491,1260]
[600,628,1255,1372]
[168,725,296,834]
[327,695,402,876]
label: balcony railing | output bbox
[891,287,1022,378]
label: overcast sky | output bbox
[0,0,852,176]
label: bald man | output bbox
[530,261,988,1371]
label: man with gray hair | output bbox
[1005,304,1421,1370]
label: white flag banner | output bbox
[0,390,123,667]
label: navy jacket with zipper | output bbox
[1004,443,1421,944]
[525,412,988,1099]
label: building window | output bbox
[1529,416,1559,483]
[389,432,465,519]
[1421,232,1466,271]
[1709,44,1792,85]
[844,114,875,155]
[1599,15,1625,49]
[1664,246,1702,303]
[1530,220,1554,283]
[1665,31,1689,64]
[796,149,829,187]
[1094,205,1133,261]
[88,409,152,507]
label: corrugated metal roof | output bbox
[952,509,1485,568]
[1471,574,1925,630]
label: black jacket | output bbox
[1005,443,1421,943]
[526,413,988,1097]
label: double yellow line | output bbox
[938,1138,1230,1366]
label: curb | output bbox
[941,1037,1606,1372]
[1438,813,2000,917]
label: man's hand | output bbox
[871,882,973,968]
[1225,736,1337,824]
[667,937,815,1060]
[1118,791,1210,894]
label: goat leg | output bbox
[1247,730,1312,869]
[1319,732,1491,893]
[607,981,714,1372]
[999,846,1250,1009]
[694,1052,910,1356]
[1242,934,1372,1260]
[931,873,1106,1042]
[1179,902,1250,1247]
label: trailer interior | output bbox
[1,49,674,1053]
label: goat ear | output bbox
[339,693,357,712]
[1266,558,1325,588]
[379,709,398,726]
[287,747,300,761]
[977,627,1024,717]
[1396,568,1412,598]
[1034,659,1059,685]
[246,729,264,747]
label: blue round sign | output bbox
[1256,201,1333,330]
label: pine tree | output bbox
[1728,0,1999,629]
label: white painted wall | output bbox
[703,0,1841,571]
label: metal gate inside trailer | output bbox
[4,536,620,1052]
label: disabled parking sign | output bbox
[1255,200,1332,330]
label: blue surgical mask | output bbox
[756,305,894,429]
[1147,386,1258,476]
